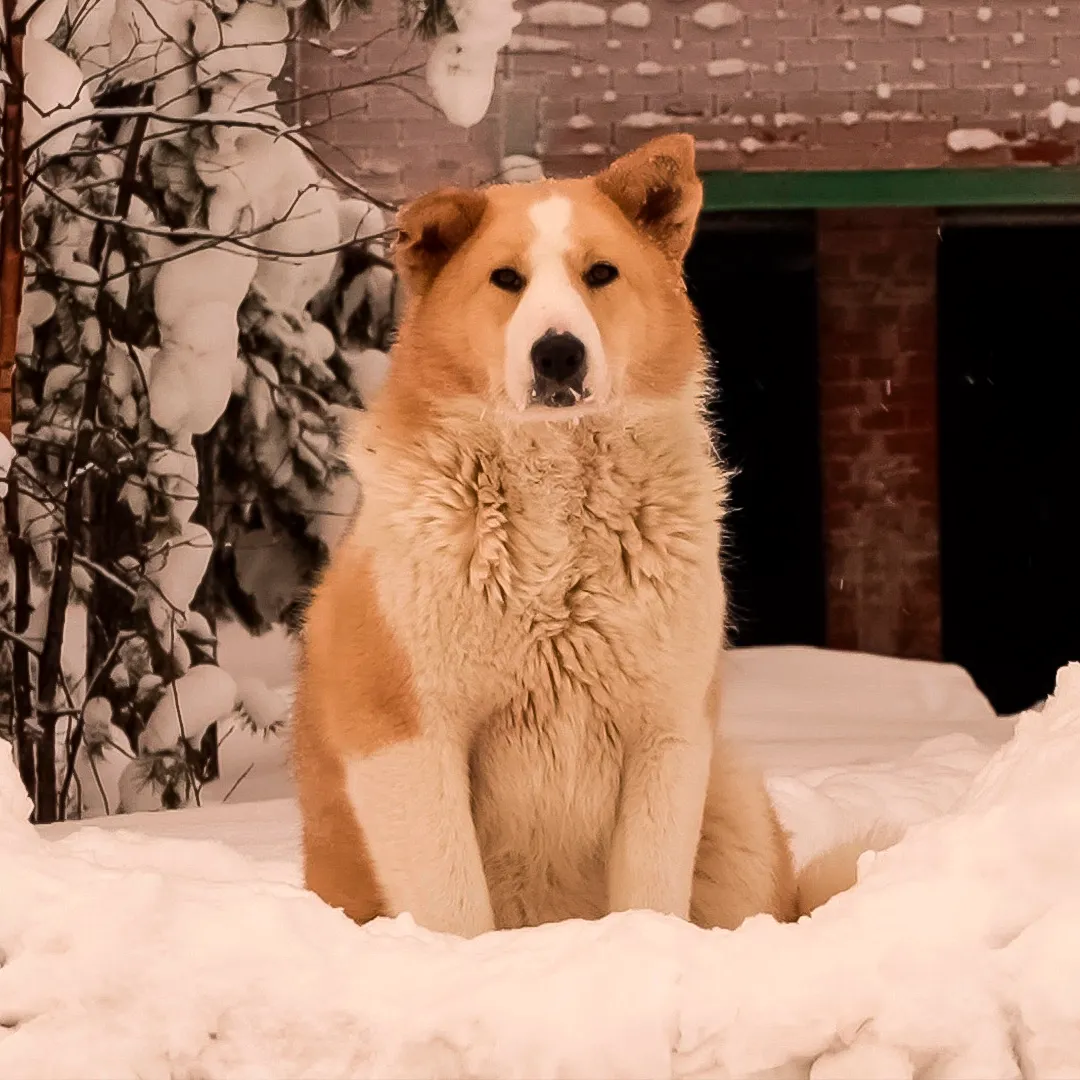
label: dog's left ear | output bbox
[594,134,703,262]
[394,188,488,295]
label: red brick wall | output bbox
[295,0,1080,203]
[291,13,499,204]
[817,208,942,660]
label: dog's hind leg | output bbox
[689,747,800,929]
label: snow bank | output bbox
[6,665,1080,1076]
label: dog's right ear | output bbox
[394,188,488,295]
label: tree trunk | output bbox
[5,465,36,800]
[0,0,25,440]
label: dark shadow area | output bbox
[685,212,826,648]
[938,218,1080,714]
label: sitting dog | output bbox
[293,135,867,936]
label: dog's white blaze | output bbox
[503,194,608,411]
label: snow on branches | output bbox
[0,0,426,821]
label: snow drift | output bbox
[3,664,1080,1078]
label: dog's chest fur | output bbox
[351,405,724,926]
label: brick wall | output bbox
[524,0,1080,176]
[295,0,1080,202]
[817,208,942,660]
[291,13,501,204]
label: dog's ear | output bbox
[394,188,488,295]
[594,134,702,262]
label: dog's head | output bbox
[389,135,704,421]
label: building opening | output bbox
[685,212,826,649]
[938,214,1080,715]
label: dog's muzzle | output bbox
[529,331,590,408]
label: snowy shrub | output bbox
[0,0,517,822]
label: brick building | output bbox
[293,2,1080,713]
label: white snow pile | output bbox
[611,1,650,29]
[3,662,1080,1077]
[16,0,92,158]
[691,1,741,30]
[947,127,1007,153]
[884,3,924,27]
[1046,100,1080,129]
[426,0,522,127]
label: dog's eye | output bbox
[584,262,619,288]
[490,267,525,293]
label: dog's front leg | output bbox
[608,727,712,919]
[345,732,494,937]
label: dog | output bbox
[293,134,876,937]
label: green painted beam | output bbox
[701,168,1080,210]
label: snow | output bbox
[21,37,93,157]
[149,246,256,437]
[635,59,663,76]
[0,432,15,485]
[1067,77,1080,97]
[568,112,594,128]
[340,346,392,405]
[426,0,521,127]
[621,110,676,128]
[7,654,1080,1076]
[884,3,923,27]
[691,1,741,29]
[141,520,213,637]
[947,127,1007,152]
[706,57,747,77]
[1046,99,1080,129]
[139,665,239,753]
[500,155,544,183]
[15,0,65,37]
[506,32,570,51]
[525,0,605,26]
[610,0,650,28]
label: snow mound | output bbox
[6,666,1080,1075]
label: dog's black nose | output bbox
[530,331,586,386]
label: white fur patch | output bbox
[503,194,608,412]
[345,739,494,937]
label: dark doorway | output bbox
[684,212,825,648]
[938,217,1080,714]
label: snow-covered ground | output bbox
[3,647,1079,1078]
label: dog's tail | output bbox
[795,822,906,917]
